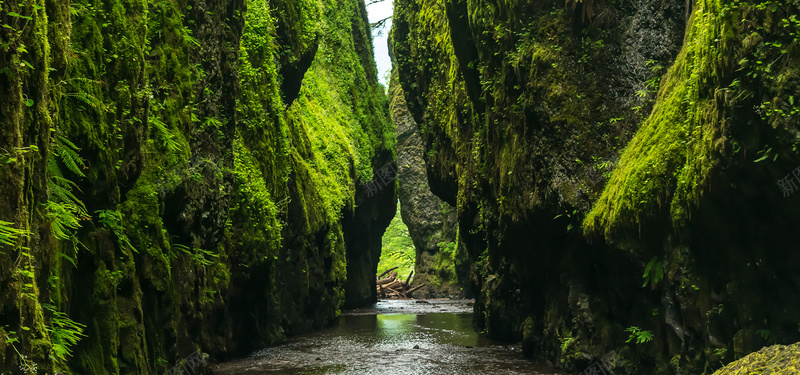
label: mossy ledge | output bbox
[712,343,800,375]
[0,0,394,373]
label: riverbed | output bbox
[212,299,566,375]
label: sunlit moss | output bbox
[712,343,800,375]
[584,0,760,238]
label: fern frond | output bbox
[50,175,79,190]
[55,135,86,177]
[95,210,139,254]
[64,91,107,112]
[0,220,30,247]
[150,116,182,153]
[48,156,62,178]
[55,135,80,151]
[48,183,88,218]
[43,303,86,363]
[46,201,82,241]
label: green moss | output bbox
[713,343,800,375]
[585,0,800,240]
[1,0,393,372]
[584,0,735,238]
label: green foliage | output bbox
[560,335,576,353]
[431,240,458,285]
[173,244,219,268]
[554,209,580,232]
[378,206,415,277]
[586,0,800,238]
[47,135,89,252]
[642,257,664,289]
[95,210,137,253]
[626,326,654,344]
[43,304,86,364]
[0,220,29,248]
[714,347,728,360]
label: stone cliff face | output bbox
[0,0,394,373]
[393,0,800,373]
[389,71,466,298]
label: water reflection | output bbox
[213,302,565,375]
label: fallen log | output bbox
[375,270,422,299]
[406,283,427,295]
[377,267,398,279]
[384,280,403,290]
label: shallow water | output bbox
[212,300,565,375]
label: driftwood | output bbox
[377,267,398,279]
[375,269,421,298]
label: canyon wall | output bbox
[0,0,394,373]
[393,0,800,373]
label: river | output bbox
[212,299,566,375]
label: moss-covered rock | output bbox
[0,0,394,373]
[388,68,467,298]
[713,343,800,375]
[394,0,800,373]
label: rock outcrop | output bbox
[390,71,466,298]
[712,343,800,375]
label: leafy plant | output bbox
[150,115,183,153]
[642,257,664,289]
[560,335,576,353]
[96,210,138,253]
[553,209,579,232]
[173,244,219,267]
[625,326,654,344]
[43,303,86,364]
[757,329,771,340]
[47,135,89,264]
[0,220,29,248]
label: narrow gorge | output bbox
[1,0,799,374]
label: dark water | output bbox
[212,300,566,375]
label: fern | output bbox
[45,134,89,266]
[54,135,86,177]
[43,303,86,364]
[172,243,218,267]
[45,201,82,241]
[64,91,107,112]
[96,210,138,253]
[46,135,89,250]
[0,220,29,248]
[150,116,182,153]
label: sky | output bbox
[366,0,393,87]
